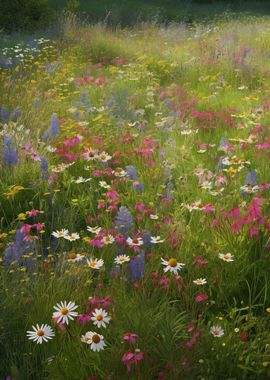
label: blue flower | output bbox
[126,253,145,280]
[3,229,36,269]
[40,156,49,180]
[245,170,258,186]
[3,136,17,165]
[115,206,133,235]
[42,113,59,141]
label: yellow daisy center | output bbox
[96,314,103,321]
[90,262,97,267]
[37,330,44,337]
[68,252,77,260]
[168,258,177,267]
[92,334,101,343]
[61,307,69,315]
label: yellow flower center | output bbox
[133,239,138,244]
[61,307,69,315]
[37,330,44,337]
[168,258,177,267]
[90,262,97,267]
[92,334,101,343]
[68,252,77,260]
[223,255,230,260]
[96,314,103,321]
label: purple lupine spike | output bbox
[50,113,59,137]
[10,107,21,122]
[126,253,145,280]
[245,170,258,186]
[3,136,17,165]
[125,165,138,180]
[0,106,9,122]
[3,228,33,269]
[40,156,49,180]
[132,180,143,192]
[115,206,134,235]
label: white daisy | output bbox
[210,326,224,338]
[81,331,106,352]
[99,181,111,189]
[102,234,115,245]
[193,278,207,285]
[114,168,127,177]
[64,233,80,241]
[66,252,85,262]
[52,301,78,325]
[114,254,130,265]
[219,253,234,262]
[97,152,112,162]
[161,257,185,274]
[126,237,144,247]
[150,236,164,244]
[71,177,92,184]
[46,145,56,152]
[83,148,98,161]
[87,226,102,235]
[86,258,104,270]
[52,229,69,239]
[91,308,111,328]
[27,324,55,344]
[150,214,159,220]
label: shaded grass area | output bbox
[49,0,270,25]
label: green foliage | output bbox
[66,0,80,14]
[0,0,54,31]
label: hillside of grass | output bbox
[0,11,270,380]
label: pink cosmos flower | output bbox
[195,293,208,303]
[123,333,137,344]
[122,350,143,372]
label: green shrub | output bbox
[66,0,80,14]
[0,0,54,31]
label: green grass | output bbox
[0,13,270,380]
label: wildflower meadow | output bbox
[0,7,270,380]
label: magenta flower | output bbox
[122,350,143,372]
[123,332,137,344]
[195,293,208,303]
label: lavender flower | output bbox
[40,156,49,180]
[125,165,138,181]
[115,206,133,235]
[3,229,36,269]
[3,136,17,165]
[132,180,143,192]
[0,106,9,122]
[126,253,145,280]
[245,170,258,186]
[42,113,59,141]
